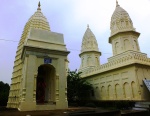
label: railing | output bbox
[81,51,150,77]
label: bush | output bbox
[90,100,135,110]
[68,102,79,107]
[114,101,135,110]
[67,70,93,104]
[0,81,10,106]
[85,102,97,108]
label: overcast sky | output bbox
[0,0,150,84]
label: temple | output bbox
[7,1,150,111]
[7,2,69,111]
[79,1,150,101]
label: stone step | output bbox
[135,102,150,108]
[135,102,150,105]
[132,107,148,111]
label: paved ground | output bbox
[1,106,149,116]
[0,107,98,116]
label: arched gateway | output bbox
[36,64,55,104]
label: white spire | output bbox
[81,26,99,53]
[110,1,135,36]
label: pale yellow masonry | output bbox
[79,2,150,101]
[7,2,69,111]
[79,25,101,72]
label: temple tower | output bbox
[7,2,69,111]
[79,25,101,72]
[109,1,140,55]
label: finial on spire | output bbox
[38,1,41,7]
[37,1,41,10]
[87,24,89,28]
[116,0,119,7]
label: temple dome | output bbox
[110,1,135,36]
[20,2,50,43]
[81,25,99,53]
[27,6,50,31]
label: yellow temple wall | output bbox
[87,64,150,101]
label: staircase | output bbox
[133,79,150,111]
[133,102,150,110]
[143,79,150,92]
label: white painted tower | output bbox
[109,1,140,55]
[79,25,101,72]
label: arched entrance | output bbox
[36,64,55,104]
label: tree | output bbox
[67,70,93,103]
[0,81,10,106]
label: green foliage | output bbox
[114,101,135,110]
[92,100,135,110]
[85,102,96,108]
[0,81,10,106]
[67,69,93,103]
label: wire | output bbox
[0,38,112,54]
[0,39,18,42]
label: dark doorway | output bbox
[36,64,55,104]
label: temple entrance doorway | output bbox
[36,64,55,104]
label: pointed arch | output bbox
[123,82,130,98]
[131,81,137,98]
[82,58,84,67]
[95,86,100,100]
[108,85,113,100]
[124,39,130,51]
[115,42,119,54]
[115,84,120,99]
[101,86,106,100]
[87,57,91,66]
[95,57,99,66]
[133,40,139,51]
